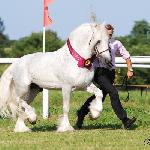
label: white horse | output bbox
[0,23,111,132]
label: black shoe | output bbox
[76,110,85,129]
[123,117,137,129]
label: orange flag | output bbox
[43,0,53,27]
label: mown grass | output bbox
[0,90,150,150]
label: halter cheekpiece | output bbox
[67,39,95,70]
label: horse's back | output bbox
[12,50,69,88]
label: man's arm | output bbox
[126,58,133,79]
[116,40,133,79]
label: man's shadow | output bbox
[75,123,138,130]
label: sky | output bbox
[0,0,150,40]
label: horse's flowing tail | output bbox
[0,65,17,118]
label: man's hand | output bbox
[127,70,133,79]
[126,58,133,79]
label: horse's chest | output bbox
[74,70,94,86]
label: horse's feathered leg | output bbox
[14,98,31,132]
[13,83,37,132]
[19,84,42,127]
[86,83,103,119]
[14,117,31,132]
[14,97,37,132]
[57,85,74,132]
[14,91,37,132]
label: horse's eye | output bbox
[95,40,101,47]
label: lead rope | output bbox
[121,75,130,102]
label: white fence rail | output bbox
[0,56,150,118]
[0,58,18,63]
[115,56,150,68]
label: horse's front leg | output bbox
[57,86,74,132]
[86,83,103,119]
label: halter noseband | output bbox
[96,49,110,56]
[94,40,110,57]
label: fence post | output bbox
[42,89,49,119]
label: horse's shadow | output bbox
[31,123,137,132]
[31,124,57,132]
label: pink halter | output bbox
[67,39,95,70]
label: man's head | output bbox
[105,24,114,38]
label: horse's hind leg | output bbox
[22,84,42,125]
[12,81,33,132]
[57,86,74,132]
[14,84,41,132]
[14,98,38,132]
[14,117,31,132]
[86,83,103,119]
[14,98,32,132]
[12,67,38,132]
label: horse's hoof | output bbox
[89,113,99,120]
[89,109,101,120]
[14,127,31,133]
[57,126,75,132]
[30,121,36,125]
[28,118,37,125]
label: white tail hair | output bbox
[0,65,17,118]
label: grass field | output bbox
[0,90,150,150]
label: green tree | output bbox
[131,20,150,37]
[0,18,5,34]
[10,30,65,57]
[0,17,9,57]
[116,20,150,85]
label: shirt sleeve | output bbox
[117,40,130,60]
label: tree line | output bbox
[116,20,150,85]
[0,18,150,85]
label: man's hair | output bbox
[105,24,114,30]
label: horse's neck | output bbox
[76,45,92,59]
[65,41,92,59]
[69,42,92,57]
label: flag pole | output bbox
[42,26,49,119]
[42,0,53,119]
[42,0,49,119]
[43,26,46,53]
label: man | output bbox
[76,24,136,129]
